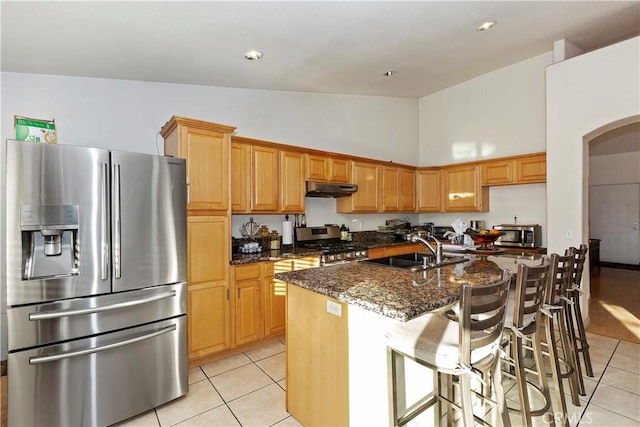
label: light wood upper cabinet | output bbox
[280,150,306,212]
[381,167,400,212]
[331,158,352,183]
[417,169,441,212]
[399,168,416,211]
[381,166,416,212]
[337,161,380,213]
[442,164,489,212]
[161,116,235,212]
[231,142,250,212]
[306,154,352,183]
[251,145,279,211]
[516,154,546,183]
[187,216,230,360]
[481,153,546,186]
[482,160,514,186]
[306,154,331,181]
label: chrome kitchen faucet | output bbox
[411,234,443,265]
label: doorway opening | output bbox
[584,116,640,343]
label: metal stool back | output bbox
[502,257,555,426]
[541,252,582,426]
[566,244,594,379]
[386,271,512,427]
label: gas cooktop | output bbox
[295,225,368,265]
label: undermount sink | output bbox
[362,252,468,271]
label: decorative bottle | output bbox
[340,224,348,241]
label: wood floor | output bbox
[588,266,640,344]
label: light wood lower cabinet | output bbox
[187,216,231,360]
[266,256,321,337]
[230,256,321,348]
[368,243,424,259]
[263,263,283,337]
[383,243,424,256]
[233,264,262,346]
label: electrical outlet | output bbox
[565,229,573,239]
[326,300,342,317]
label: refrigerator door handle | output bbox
[114,163,122,279]
[101,162,109,280]
[28,290,177,320]
[29,324,176,365]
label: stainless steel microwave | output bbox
[492,224,542,248]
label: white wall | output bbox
[589,152,640,186]
[418,52,551,165]
[420,183,547,242]
[0,72,421,240]
[546,36,640,253]
[546,36,640,320]
[1,72,418,162]
[417,52,552,234]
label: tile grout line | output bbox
[176,350,286,427]
[575,340,640,425]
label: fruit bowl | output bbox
[464,230,504,250]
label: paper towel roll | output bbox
[282,221,293,245]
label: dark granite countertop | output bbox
[276,253,545,322]
[230,248,323,265]
[230,239,409,265]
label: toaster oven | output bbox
[492,224,542,248]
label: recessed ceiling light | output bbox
[244,50,263,60]
[476,21,497,32]
[383,70,396,77]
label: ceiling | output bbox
[2,1,639,98]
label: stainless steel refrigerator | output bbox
[3,139,188,426]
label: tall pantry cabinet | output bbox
[161,116,237,361]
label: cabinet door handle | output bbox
[237,288,240,298]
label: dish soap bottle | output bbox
[340,224,348,241]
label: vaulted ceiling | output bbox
[2,1,639,98]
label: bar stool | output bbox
[386,271,512,427]
[501,258,556,427]
[539,252,582,427]
[566,244,594,379]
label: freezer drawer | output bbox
[8,316,187,427]
[8,282,186,351]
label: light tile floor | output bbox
[115,332,639,426]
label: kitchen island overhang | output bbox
[277,255,543,425]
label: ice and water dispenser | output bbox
[20,204,80,280]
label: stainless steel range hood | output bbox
[305,181,358,198]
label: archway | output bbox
[583,116,640,343]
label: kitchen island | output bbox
[276,253,544,426]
